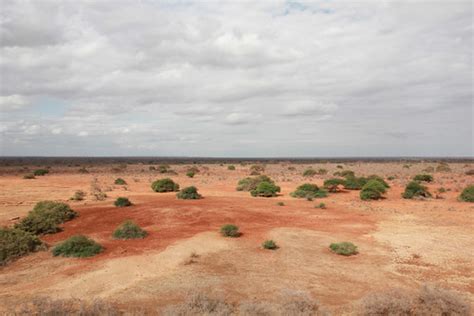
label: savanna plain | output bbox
[0,160,473,315]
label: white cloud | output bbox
[0,95,29,111]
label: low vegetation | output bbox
[329,242,358,256]
[70,190,86,201]
[343,175,368,190]
[323,178,345,192]
[250,181,281,197]
[360,179,387,200]
[459,185,474,202]
[303,168,317,177]
[52,235,103,258]
[413,174,433,182]
[276,201,285,206]
[114,197,132,207]
[0,227,43,265]
[15,201,77,235]
[436,162,451,172]
[403,181,431,199]
[186,171,195,178]
[367,175,390,188]
[262,240,278,250]
[360,285,471,316]
[113,220,147,239]
[177,186,202,199]
[333,170,354,177]
[291,184,327,199]
[236,175,275,191]
[315,202,326,209]
[151,178,179,192]
[33,169,49,176]
[114,178,127,185]
[23,174,35,179]
[220,224,240,237]
[227,165,236,170]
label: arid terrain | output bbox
[0,160,473,314]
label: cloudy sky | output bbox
[0,0,472,157]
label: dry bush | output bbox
[162,293,233,316]
[360,285,471,316]
[239,301,277,315]
[14,297,120,315]
[278,290,327,316]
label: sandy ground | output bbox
[0,162,473,313]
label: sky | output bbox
[0,0,472,157]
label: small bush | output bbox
[329,242,358,256]
[114,197,132,207]
[158,164,170,173]
[323,178,345,192]
[11,298,119,315]
[0,227,43,265]
[360,179,387,200]
[177,186,202,199]
[303,168,317,177]
[114,178,127,185]
[151,178,179,192]
[163,294,233,316]
[70,190,86,201]
[438,187,447,193]
[186,171,195,178]
[343,176,368,190]
[236,175,274,191]
[423,166,435,173]
[250,165,265,173]
[220,224,240,237]
[413,174,433,182]
[113,220,147,239]
[403,181,431,199]
[317,168,328,175]
[78,167,89,174]
[291,184,327,199]
[367,175,390,188]
[227,165,236,170]
[23,174,35,179]
[276,202,285,206]
[337,165,343,169]
[250,181,281,197]
[262,240,278,250]
[459,185,474,202]
[33,169,49,176]
[187,166,200,174]
[52,235,103,258]
[315,202,326,209]
[15,201,77,235]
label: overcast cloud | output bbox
[0,0,472,157]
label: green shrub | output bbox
[315,202,326,209]
[250,181,281,197]
[262,240,278,250]
[236,175,274,191]
[220,224,240,237]
[317,168,328,175]
[402,181,431,199]
[303,168,317,177]
[413,174,433,182]
[23,174,35,179]
[329,242,358,256]
[343,176,368,190]
[187,166,200,174]
[158,164,170,173]
[360,179,387,200]
[334,170,354,177]
[113,220,147,239]
[186,171,195,178]
[15,201,77,235]
[52,235,102,258]
[70,190,86,201]
[227,165,236,170]
[436,162,451,172]
[323,178,345,192]
[177,186,202,199]
[367,175,390,188]
[459,185,474,202]
[291,184,327,199]
[114,197,131,207]
[438,187,447,193]
[151,178,179,192]
[0,227,43,265]
[33,169,49,176]
[114,178,127,185]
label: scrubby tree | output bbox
[1,227,43,265]
[291,184,327,199]
[323,178,345,192]
[151,178,179,192]
[360,179,387,200]
[250,181,281,197]
[343,176,368,190]
[402,181,431,199]
[459,185,474,202]
[177,186,202,199]
[236,175,275,191]
[413,174,433,182]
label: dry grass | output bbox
[13,297,120,315]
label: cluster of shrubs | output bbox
[0,227,43,265]
[413,174,433,182]
[403,181,431,199]
[291,184,327,199]
[33,169,49,176]
[237,175,280,197]
[302,168,327,177]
